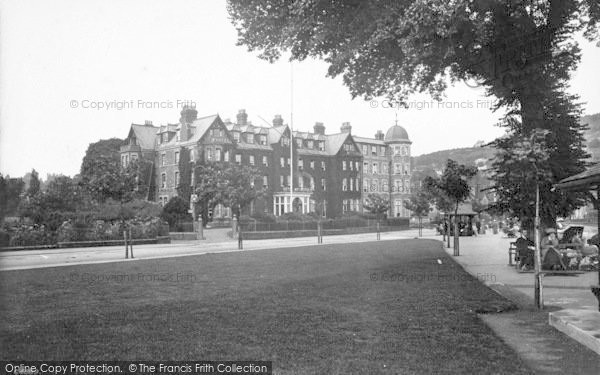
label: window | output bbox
[161,173,166,189]
[296,138,303,148]
[405,179,411,193]
[161,153,166,166]
[318,141,325,151]
[175,151,180,164]
[224,150,229,162]
[342,161,347,171]
[321,178,326,190]
[380,146,386,156]
[131,154,138,162]
[280,175,285,187]
[282,137,290,146]
[349,178,354,191]
[235,154,242,164]
[395,200,403,217]
[307,140,313,149]
[310,160,315,169]
[382,163,388,174]
[280,157,285,167]
[263,156,268,166]
[382,181,388,192]
[263,176,268,188]
[233,132,240,142]
[363,179,369,192]
[246,134,254,143]
[404,163,410,175]
[401,146,407,156]
[190,170,195,186]
[287,158,291,166]
[373,163,378,174]
[371,146,377,156]
[342,178,347,191]
[249,155,255,165]
[298,158,303,170]
[364,162,369,173]
[395,179,403,193]
[215,148,222,161]
[344,143,353,152]
[121,155,127,168]
[206,148,214,161]
[355,161,359,171]
[175,171,180,187]
[395,163,401,174]
[321,161,326,171]
[356,178,360,191]
[259,135,267,145]
[349,161,353,171]
[362,145,368,155]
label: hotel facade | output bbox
[120,106,412,219]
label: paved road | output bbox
[0,228,426,271]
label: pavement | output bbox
[442,230,600,357]
[2,226,599,358]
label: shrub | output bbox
[160,197,191,228]
[9,224,54,246]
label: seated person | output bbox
[515,232,535,269]
[541,228,566,270]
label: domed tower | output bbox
[385,122,412,217]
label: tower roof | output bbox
[384,125,410,142]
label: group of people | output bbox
[517,227,599,271]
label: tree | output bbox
[80,138,140,203]
[160,196,192,229]
[26,169,41,197]
[193,162,264,222]
[229,0,596,232]
[363,193,390,221]
[0,174,24,221]
[424,159,477,255]
[404,191,432,237]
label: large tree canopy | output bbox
[228,0,598,105]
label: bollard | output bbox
[124,230,128,259]
[129,228,134,258]
[317,222,323,244]
[198,217,205,240]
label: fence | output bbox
[238,217,409,232]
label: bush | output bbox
[160,197,191,228]
[8,224,54,246]
[250,211,276,223]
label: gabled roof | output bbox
[555,164,600,192]
[188,114,220,143]
[325,133,351,155]
[268,125,288,144]
[129,123,159,149]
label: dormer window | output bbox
[246,134,254,143]
[318,141,325,151]
[307,140,313,149]
[282,136,290,146]
[296,138,302,148]
[259,135,267,145]
[233,132,240,142]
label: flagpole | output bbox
[290,61,294,214]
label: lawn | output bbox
[0,239,532,374]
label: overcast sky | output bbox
[1,0,599,178]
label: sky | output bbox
[1,0,599,178]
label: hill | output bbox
[581,113,600,161]
[412,146,496,172]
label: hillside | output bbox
[412,146,496,171]
[413,112,600,170]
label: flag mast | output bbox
[290,61,294,213]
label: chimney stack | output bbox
[375,130,384,140]
[179,105,198,124]
[272,114,283,127]
[341,122,352,134]
[144,120,153,126]
[313,122,325,135]
[237,109,248,125]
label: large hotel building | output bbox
[120,106,412,219]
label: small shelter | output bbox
[555,165,600,311]
[448,203,477,237]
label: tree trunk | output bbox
[453,204,459,256]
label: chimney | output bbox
[237,109,248,125]
[144,120,153,126]
[272,114,283,127]
[179,105,198,124]
[313,122,325,135]
[375,130,384,140]
[341,122,352,134]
